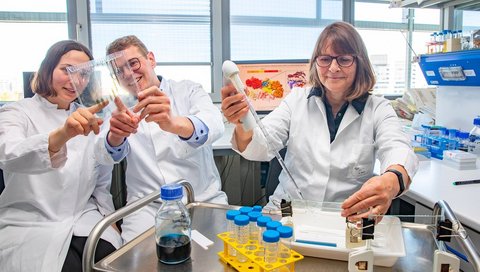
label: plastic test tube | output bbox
[234,214,250,263]
[239,206,253,215]
[252,205,263,212]
[263,230,280,268]
[277,226,294,258]
[226,210,241,257]
[266,220,282,231]
[247,211,262,242]
[257,216,272,246]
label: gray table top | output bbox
[95,203,436,272]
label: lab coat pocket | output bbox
[347,144,375,180]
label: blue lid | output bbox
[234,215,250,226]
[266,220,282,230]
[277,226,293,238]
[226,210,241,220]
[448,128,458,136]
[239,206,253,215]
[474,117,480,126]
[247,211,262,222]
[459,131,470,139]
[263,230,280,243]
[160,184,183,200]
[252,205,262,212]
[257,216,272,227]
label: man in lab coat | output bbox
[96,35,227,242]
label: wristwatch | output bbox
[384,169,405,197]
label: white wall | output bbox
[436,86,480,131]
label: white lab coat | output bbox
[0,95,122,272]
[96,78,227,242]
[233,87,418,206]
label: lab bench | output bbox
[90,202,440,272]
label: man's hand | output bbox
[108,96,139,147]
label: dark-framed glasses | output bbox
[316,55,356,68]
[114,57,142,77]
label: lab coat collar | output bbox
[34,94,80,113]
[307,87,369,115]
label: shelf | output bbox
[394,0,480,10]
[418,49,480,86]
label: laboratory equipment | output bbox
[234,214,250,263]
[277,226,294,258]
[247,211,262,241]
[266,220,282,231]
[263,230,280,266]
[257,216,272,246]
[226,210,241,257]
[155,184,192,264]
[222,60,304,200]
[469,117,480,154]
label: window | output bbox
[89,0,212,92]
[355,1,440,95]
[230,0,342,61]
[0,1,68,102]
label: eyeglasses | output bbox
[316,55,356,68]
[114,57,142,77]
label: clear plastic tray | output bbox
[287,201,406,267]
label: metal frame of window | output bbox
[1,0,445,102]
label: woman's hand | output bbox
[341,172,400,224]
[49,101,109,155]
[220,84,253,152]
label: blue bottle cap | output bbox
[266,220,282,230]
[234,215,250,226]
[474,117,480,126]
[239,206,253,215]
[247,211,262,222]
[160,184,183,200]
[263,230,280,243]
[226,210,241,221]
[257,216,272,227]
[252,205,262,212]
[277,226,293,238]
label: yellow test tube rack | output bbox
[217,231,304,272]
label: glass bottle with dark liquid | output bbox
[155,184,192,264]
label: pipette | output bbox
[222,60,304,200]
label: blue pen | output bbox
[295,239,337,247]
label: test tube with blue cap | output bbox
[225,210,240,257]
[263,230,280,268]
[247,211,262,241]
[257,216,272,246]
[239,206,253,215]
[277,226,294,258]
[266,220,282,231]
[234,214,250,263]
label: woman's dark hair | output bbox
[32,40,93,97]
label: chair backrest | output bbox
[264,148,287,201]
[0,168,5,195]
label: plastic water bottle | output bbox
[234,214,250,263]
[277,226,294,259]
[155,184,192,264]
[257,216,272,246]
[263,230,280,268]
[469,117,480,155]
[226,210,241,257]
